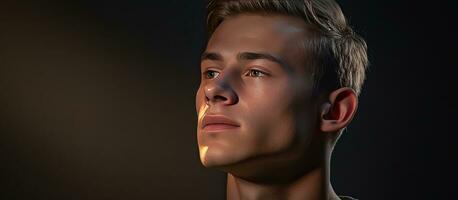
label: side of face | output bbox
[195,14,318,175]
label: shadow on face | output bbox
[195,14,323,182]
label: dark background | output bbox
[1,0,456,199]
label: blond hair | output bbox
[206,0,369,95]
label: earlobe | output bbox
[319,88,358,133]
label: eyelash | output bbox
[246,69,268,77]
[203,70,219,79]
[202,69,268,79]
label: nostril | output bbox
[203,83,237,105]
[207,95,227,102]
[214,95,227,101]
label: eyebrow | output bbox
[201,51,287,67]
[200,52,223,61]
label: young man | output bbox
[195,0,368,199]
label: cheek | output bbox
[247,102,296,154]
[241,84,297,153]
[195,86,209,142]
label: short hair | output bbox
[206,0,369,96]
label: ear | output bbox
[319,87,358,133]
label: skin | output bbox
[195,14,358,200]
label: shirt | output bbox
[339,195,358,200]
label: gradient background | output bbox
[1,0,456,199]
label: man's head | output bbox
[195,0,368,182]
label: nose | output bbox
[204,76,238,106]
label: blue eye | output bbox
[248,69,267,77]
[203,70,220,79]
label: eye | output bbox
[247,69,267,77]
[203,70,220,79]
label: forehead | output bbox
[207,14,306,54]
[206,14,310,72]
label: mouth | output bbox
[203,123,240,132]
[201,114,240,132]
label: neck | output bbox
[226,149,339,200]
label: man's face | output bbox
[195,14,317,172]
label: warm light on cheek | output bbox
[199,146,209,163]
[196,89,210,164]
[198,101,209,122]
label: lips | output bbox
[202,115,240,130]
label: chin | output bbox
[199,145,247,169]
